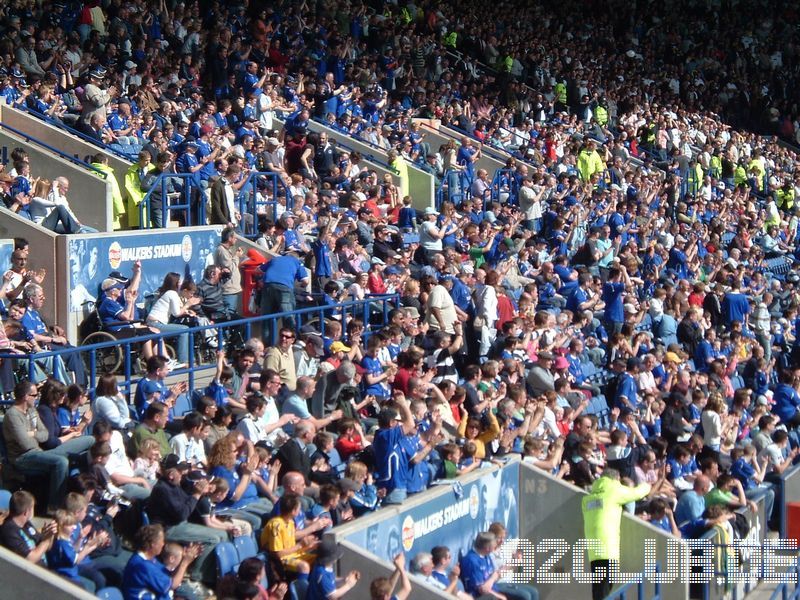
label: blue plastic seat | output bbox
[290,579,309,600]
[233,534,260,562]
[172,392,193,418]
[96,589,124,600]
[216,541,240,577]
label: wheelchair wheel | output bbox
[81,331,122,374]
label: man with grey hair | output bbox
[281,375,343,434]
[311,359,356,417]
[20,283,86,384]
[412,551,469,598]
[275,420,316,484]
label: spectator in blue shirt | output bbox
[121,524,200,600]
[772,369,800,429]
[602,265,631,335]
[674,474,712,530]
[721,281,751,328]
[97,278,157,363]
[306,538,360,600]
[460,530,538,600]
[373,397,416,505]
[615,357,641,410]
[259,252,309,339]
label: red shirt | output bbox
[368,272,387,294]
[393,367,414,395]
[335,433,364,461]
[496,294,516,331]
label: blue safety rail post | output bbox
[602,563,661,600]
[139,173,203,229]
[0,121,108,177]
[235,171,290,239]
[768,556,800,600]
[491,168,518,207]
[18,105,136,163]
[439,169,465,209]
[0,294,398,403]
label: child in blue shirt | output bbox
[398,196,416,230]
[47,510,107,592]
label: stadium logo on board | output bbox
[181,235,193,262]
[401,515,415,551]
[469,485,480,519]
[108,242,122,269]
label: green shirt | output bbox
[704,487,735,508]
[131,423,171,458]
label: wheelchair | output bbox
[78,304,175,374]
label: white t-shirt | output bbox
[106,430,134,494]
[147,290,182,324]
[419,221,443,251]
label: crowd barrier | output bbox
[0,545,94,600]
[0,294,399,400]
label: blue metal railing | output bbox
[602,563,662,600]
[139,173,203,228]
[234,171,291,238]
[491,168,519,207]
[0,294,399,402]
[0,120,107,177]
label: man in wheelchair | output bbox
[97,278,158,361]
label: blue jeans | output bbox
[747,484,776,525]
[222,293,241,315]
[261,283,296,343]
[495,581,540,600]
[13,435,95,509]
[149,321,190,363]
[383,487,408,505]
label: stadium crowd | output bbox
[1,0,800,599]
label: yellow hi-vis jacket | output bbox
[582,476,651,562]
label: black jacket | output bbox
[146,478,198,528]
[275,438,311,484]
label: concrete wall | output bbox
[0,128,113,232]
[518,462,689,600]
[0,104,131,205]
[0,210,59,326]
[337,539,451,600]
[0,541,94,599]
[277,117,435,210]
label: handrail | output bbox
[17,104,134,163]
[0,294,399,401]
[234,171,291,237]
[139,172,204,228]
[602,563,661,600]
[0,120,107,177]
